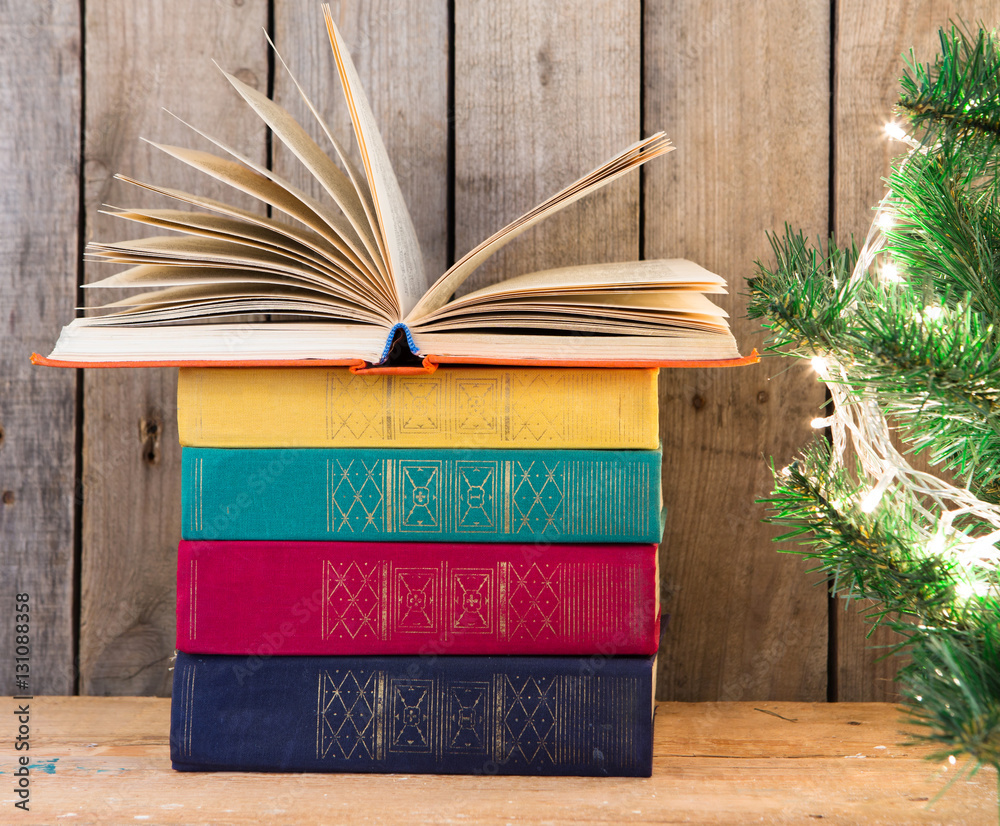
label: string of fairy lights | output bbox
[788,121,1000,597]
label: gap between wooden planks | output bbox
[5,698,996,824]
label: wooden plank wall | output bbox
[0,1,81,695]
[2,0,997,699]
[645,1,830,702]
[78,2,271,696]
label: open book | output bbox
[38,6,749,369]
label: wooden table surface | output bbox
[3,698,995,824]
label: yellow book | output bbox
[177,366,659,449]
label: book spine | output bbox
[177,366,659,449]
[170,652,654,776]
[176,540,660,656]
[181,447,663,543]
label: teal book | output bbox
[181,447,662,543]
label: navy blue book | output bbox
[171,652,656,776]
[181,446,663,543]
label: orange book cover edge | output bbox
[31,350,759,372]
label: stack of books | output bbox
[35,6,751,779]
[170,365,663,776]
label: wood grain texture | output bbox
[0,2,80,694]
[832,0,1000,702]
[644,1,831,701]
[454,0,640,299]
[79,0,268,695]
[12,698,995,824]
[276,0,449,278]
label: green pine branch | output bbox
[751,22,1000,785]
[762,439,961,624]
[747,227,860,355]
[903,623,1000,770]
[899,24,1000,149]
[761,442,1000,773]
[749,227,1000,501]
[884,149,1000,318]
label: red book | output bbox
[177,539,660,656]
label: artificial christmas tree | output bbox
[749,24,1000,778]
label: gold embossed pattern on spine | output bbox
[188,559,198,641]
[315,668,642,767]
[188,457,204,534]
[317,455,656,539]
[178,367,659,449]
[320,559,644,644]
[177,663,196,759]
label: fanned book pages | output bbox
[36,5,751,369]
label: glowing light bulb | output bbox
[880,261,902,283]
[877,211,895,231]
[923,305,944,321]
[948,755,957,765]
[860,489,883,514]
[810,417,833,429]
[927,532,946,555]
[884,122,907,140]
[811,356,829,376]
[860,469,895,514]
[955,579,989,601]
